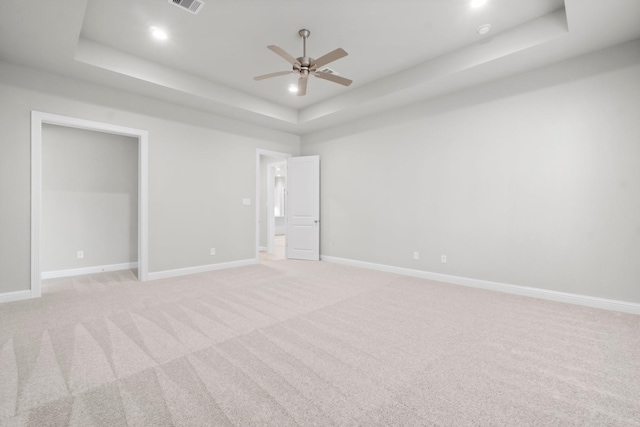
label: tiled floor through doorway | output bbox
[259,234,285,262]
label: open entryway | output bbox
[256,150,290,262]
[31,111,149,299]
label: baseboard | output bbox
[147,258,258,281]
[0,289,34,304]
[259,246,268,252]
[41,262,138,280]
[321,256,640,315]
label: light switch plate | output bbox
[242,199,251,206]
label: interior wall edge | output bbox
[321,256,640,314]
[41,263,139,280]
[147,258,258,281]
[0,290,33,304]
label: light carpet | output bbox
[0,260,639,426]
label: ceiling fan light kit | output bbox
[254,29,353,96]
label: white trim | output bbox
[267,163,276,253]
[31,111,150,301]
[259,246,268,252]
[256,149,292,261]
[31,112,42,299]
[0,290,33,304]
[147,259,258,280]
[321,256,640,315]
[138,129,149,282]
[41,262,139,280]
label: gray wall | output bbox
[0,62,300,294]
[41,125,138,272]
[2,40,639,304]
[302,40,640,304]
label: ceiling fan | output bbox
[254,29,353,96]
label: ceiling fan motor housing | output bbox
[296,57,312,76]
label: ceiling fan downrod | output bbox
[298,29,311,76]
[299,29,310,57]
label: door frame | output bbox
[31,111,149,298]
[255,149,291,260]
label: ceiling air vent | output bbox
[169,0,205,15]
[317,67,339,75]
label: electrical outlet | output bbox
[210,248,216,256]
[77,250,84,259]
[413,251,419,260]
[441,255,447,263]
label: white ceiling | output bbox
[1,0,639,135]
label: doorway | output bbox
[255,149,291,262]
[31,111,149,299]
[262,161,286,262]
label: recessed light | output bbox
[471,0,487,8]
[477,24,492,35]
[150,26,168,41]
[288,84,298,93]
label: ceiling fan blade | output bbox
[254,71,294,81]
[312,48,348,69]
[297,76,308,96]
[313,71,353,87]
[267,45,300,66]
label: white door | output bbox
[286,155,320,260]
